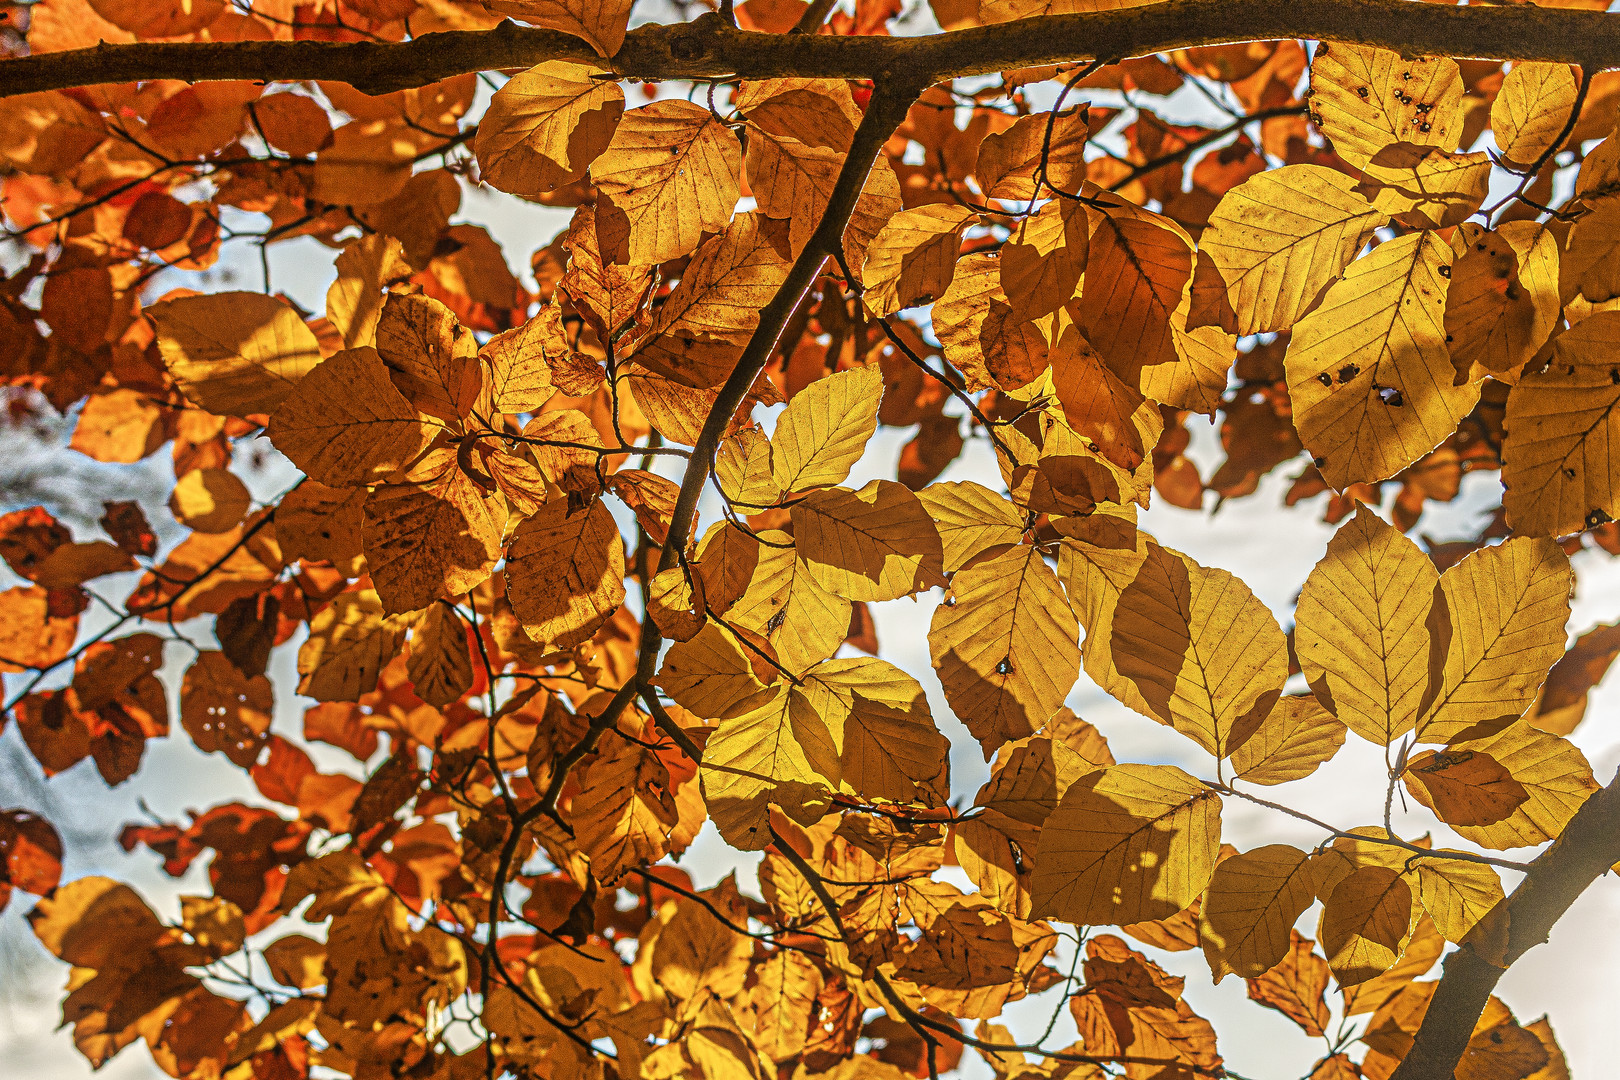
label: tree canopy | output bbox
[3,1,1620,1079]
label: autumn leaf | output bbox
[487,0,634,58]
[1200,844,1316,981]
[1307,44,1463,170]
[149,292,324,417]
[860,204,975,316]
[1493,61,1578,171]
[1320,865,1412,986]
[790,479,945,603]
[475,62,624,195]
[269,347,434,488]
[1286,230,1479,488]
[930,544,1079,753]
[504,496,626,652]
[1030,763,1222,926]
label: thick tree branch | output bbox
[6,0,1620,101]
[1390,766,1620,1080]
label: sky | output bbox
[5,18,1620,1079]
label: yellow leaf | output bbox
[745,122,844,257]
[362,451,505,614]
[1359,146,1491,230]
[1202,164,1386,336]
[1561,196,1620,304]
[1285,230,1478,488]
[592,100,742,265]
[149,292,323,417]
[656,621,774,721]
[1503,311,1620,537]
[916,480,1025,573]
[1070,197,1193,383]
[262,935,326,990]
[485,0,633,58]
[975,107,1088,201]
[570,728,680,884]
[646,565,706,642]
[1445,221,1560,382]
[771,366,884,492]
[859,203,975,316]
[1319,865,1412,986]
[1056,510,1153,717]
[795,656,949,807]
[29,875,164,968]
[716,428,780,508]
[474,61,623,195]
[504,496,626,652]
[632,213,795,389]
[930,544,1079,753]
[1200,844,1315,981]
[932,252,1046,393]
[373,292,481,423]
[296,590,413,702]
[791,479,945,603]
[1294,504,1440,746]
[750,950,824,1063]
[1000,198,1088,319]
[1228,694,1347,786]
[1411,857,1505,958]
[1108,540,1288,758]
[1417,536,1571,743]
[405,602,474,709]
[698,682,833,850]
[1493,62,1578,171]
[479,303,568,414]
[1442,719,1599,850]
[1306,44,1463,171]
[168,468,250,534]
[268,346,434,488]
[976,729,1103,827]
[1031,762,1221,927]
[735,78,859,152]
[723,528,849,675]
[274,481,364,568]
[326,234,411,351]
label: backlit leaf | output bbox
[1200,844,1315,981]
[475,62,624,195]
[1307,44,1463,170]
[791,479,945,603]
[1493,62,1578,171]
[860,204,975,316]
[150,292,323,417]
[504,497,626,651]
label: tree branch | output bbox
[6,0,1620,102]
[1390,766,1620,1080]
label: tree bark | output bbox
[4,0,1620,101]
[1390,767,1620,1079]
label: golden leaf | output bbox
[771,366,885,492]
[1403,749,1529,828]
[1030,763,1221,926]
[149,292,323,417]
[932,252,1045,393]
[1286,230,1478,488]
[0,586,77,674]
[504,496,626,651]
[1411,857,1505,958]
[723,529,850,675]
[268,346,434,488]
[296,590,413,702]
[1202,164,1386,336]
[859,204,975,316]
[1417,536,1571,743]
[930,544,1080,753]
[373,292,481,423]
[180,651,271,768]
[1359,146,1491,230]
[1108,539,1288,758]
[1246,931,1332,1037]
[1294,504,1440,746]
[791,479,945,603]
[656,621,775,721]
[1307,44,1463,170]
[1050,318,1163,472]
[1503,311,1620,536]
[1493,62,1579,171]
[1228,694,1347,785]
[749,950,824,1063]
[363,451,505,614]
[592,100,743,265]
[975,107,1088,201]
[169,468,249,534]
[570,728,680,884]
[405,603,474,709]
[1200,844,1316,981]
[1446,221,1560,382]
[745,121,844,256]
[1442,720,1599,850]
[485,0,633,58]
[1000,198,1088,319]
[474,61,624,195]
[274,481,365,568]
[717,428,781,508]
[326,234,411,351]
[1319,865,1412,986]
[916,480,1025,573]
